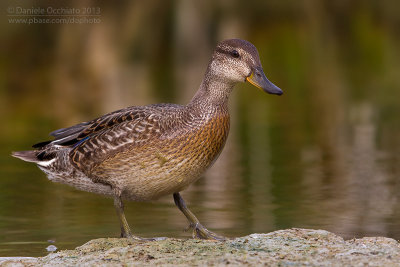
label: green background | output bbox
[1,0,400,256]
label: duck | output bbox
[12,39,283,241]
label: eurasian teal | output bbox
[13,39,283,240]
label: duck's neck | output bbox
[188,70,234,110]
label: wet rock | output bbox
[1,228,399,266]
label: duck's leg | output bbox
[173,192,227,241]
[113,194,166,241]
[113,195,134,238]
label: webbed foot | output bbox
[123,234,167,242]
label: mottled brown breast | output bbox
[178,111,230,170]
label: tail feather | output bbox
[12,150,39,163]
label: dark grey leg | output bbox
[113,195,166,241]
[113,195,133,238]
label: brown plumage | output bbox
[12,39,282,240]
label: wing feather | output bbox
[67,104,183,175]
[34,107,144,148]
[33,104,184,175]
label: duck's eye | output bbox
[231,50,240,58]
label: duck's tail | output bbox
[12,150,40,163]
[12,150,58,168]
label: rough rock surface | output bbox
[1,228,400,266]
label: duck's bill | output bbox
[246,67,283,95]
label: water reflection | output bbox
[1,0,400,257]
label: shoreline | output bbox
[1,228,399,266]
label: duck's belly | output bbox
[92,116,229,201]
[113,146,214,201]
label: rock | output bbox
[45,245,57,252]
[1,228,399,266]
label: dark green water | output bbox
[1,0,400,257]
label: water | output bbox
[1,0,400,258]
[1,97,399,257]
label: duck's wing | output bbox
[70,104,189,176]
[32,121,91,148]
[50,121,91,142]
[34,106,163,149]
[14,104,184,171]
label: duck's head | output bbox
[210,39,283,95]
